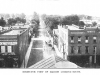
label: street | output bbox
[21,15,79,68]
[21,15,55,68]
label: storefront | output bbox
[0,28,30,67]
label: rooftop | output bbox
[66,25,84,30]
[2,30,23,35]
[66,25,99,30]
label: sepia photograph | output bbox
[0,0,100,74]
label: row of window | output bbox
[70,36,97,43]
[0,46,13,53]
[70,46,96,54]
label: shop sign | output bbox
[87,31,95,33]
[0,40,17,42]
[0,42,17,45]
[71,32,84,34]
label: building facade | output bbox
[53,25,68,59]
[0,27,30,68]
[68,27,100,66]
[53,25,100,67]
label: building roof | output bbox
[80,20,92,24]
[67,25,84,30]
[28,55,80,68]
[2,30,23,35]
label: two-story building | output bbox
[53,25,100,67]
[0,26,30,68]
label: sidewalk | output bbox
[43,43,55,59]
[21,38,33,68]
[54,45,63,58]
[55,61,81,68]
[26,37,44,68]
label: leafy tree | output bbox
[78,15,92,20]
[15,17,21,23]
[87,16,92,20]
[7,18,17,26]
[4,14,10,20]
[11,14,15,18]
[20,13,26,19]
[0,17,6,27]
[15,17,26,24]
[21,18,26,24]
[0,14,4,18]
[42,15,62,36]
[92,21,97,26]
[78,21,85,27]
[31,12,40,24]
[30,12,40,35]
[61,15,80,25]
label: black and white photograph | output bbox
[0,0,100,74]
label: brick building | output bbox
[0,27,30,68]
[53,25,100,67]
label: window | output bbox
[7,46,12,53]
[70,36,74,43]
[5,46,7,52]
[93,46,96,54]
[71,46,74,54]
[0,46,1,53]
[86,36,89,39]
[93,36,97,43]
[85,46,89,54]
[71,36,73,39]
[78,36,81,43]
[78,46,81,54]
[85,36,89,43]
[1,46,6,53]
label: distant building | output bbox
[53,24,100,67]
[80,19,92,27]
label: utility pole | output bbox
[63,43,65,59]
[94,47,96,67]
[24,47,25,68]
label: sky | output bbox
[0,0,100,17]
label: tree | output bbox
[11,14,15,18]
[20,13,26,19]
[42,15,62,36]
[92,21,97,26]
[4,14,10,20]
[0,17,6,27]
[31,12,40,24]
[7,18,17,26]
[78,21,85,27]
[61,15,80,25]
[87,16,92,20]
[21,18,26,24]
[42,14,80,36]
[8,17,26,26]
[0,14,4,18]
[15,17,21,23]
